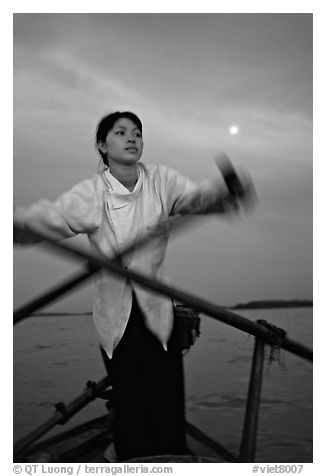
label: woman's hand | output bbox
[215,152,258,215]
[218,173,257,218]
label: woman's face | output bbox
[100,117,143,166]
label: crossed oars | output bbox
[13,156,311,361]
[14,153,242,325]
[13,213,203,324]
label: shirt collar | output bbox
[103,165,143,209]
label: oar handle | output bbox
[215,151,246,199]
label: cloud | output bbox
[13,13,313,303]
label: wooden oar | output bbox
[13,222,313,362]
[13,214,203,324]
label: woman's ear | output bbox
[97,141,108,154]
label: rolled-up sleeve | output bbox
[161,166,226,216]
[14,179,101,244]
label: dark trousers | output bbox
[101,297,187,461]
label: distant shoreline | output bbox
[228,300,313,310]
[31,300,313,316]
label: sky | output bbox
[12,13,313,312]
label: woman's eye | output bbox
[135,132,142,138]
[116,130,124,135]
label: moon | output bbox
[229,125,239,135]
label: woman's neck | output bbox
[108,162,139,192]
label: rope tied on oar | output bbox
[54,402,70,425]
[54,379,109,425]
[256,319,287,366]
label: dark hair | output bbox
[96,111,143,166]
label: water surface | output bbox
[13,307,312,462]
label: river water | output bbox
[13,307,312,462]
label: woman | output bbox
[14,111,253,461]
